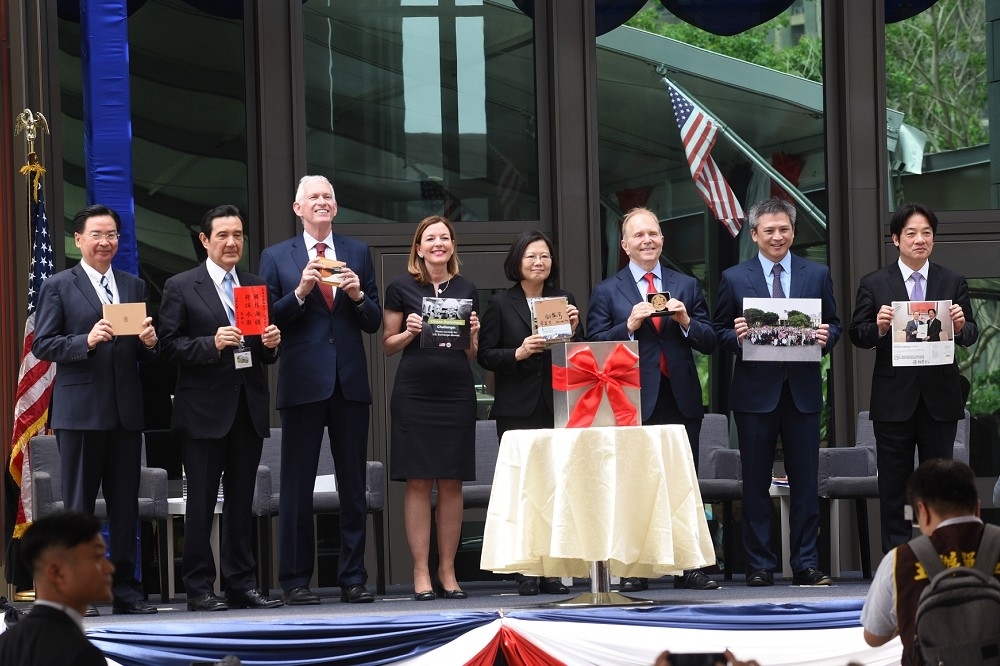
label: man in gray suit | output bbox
[32,204,159,615]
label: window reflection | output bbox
[302,0,538,223]
[58,0,250,294]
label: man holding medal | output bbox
[159,204,283,611]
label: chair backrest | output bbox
[698,413,730,478]
[860,409,971,467]
[28,435,63,514]
[461,420,500,508]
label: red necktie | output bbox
[643,272,669,377]
[315,242,335,310]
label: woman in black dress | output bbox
[477,230,581,596]
[383,215,479,601]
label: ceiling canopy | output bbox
[512,0,942,37]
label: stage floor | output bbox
[67,572,876,624]
[5,573,904,665]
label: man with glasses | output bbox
[32,204,159,615]
[587,207,719,592]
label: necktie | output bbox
[642,272,669,377]
[222,273,236,326]
[771,263,786,299]
[911,272,924,301]
[100,274,114,304]
[315,242,335,310]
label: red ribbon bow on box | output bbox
[551,343,641,427]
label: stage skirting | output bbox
[80,600,903,665]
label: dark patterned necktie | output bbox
[771,263,785,299]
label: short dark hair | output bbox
[907,459,978,517]
[20,511,103,572]
[503,230,558,284]
[890,202,938,238]
[746,197,796,231]
[929,308,937,316]
[72,204,121,234]
[200,204,246,237]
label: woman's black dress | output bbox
[385,273,479,481]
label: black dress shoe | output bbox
[283,586,321,605]
[517,578,539,596]
[413,590,436,601]
[340,584,374,603]
[619,577,648,592]
[673,570,720,590]
[539,577,569,594]
[437,588,467,599]
[792,567,832,586]
[746,568,774,587]
[187,593,228,612]
[112,599,158,615]
[84,605,100,618]
[226,589,283,609]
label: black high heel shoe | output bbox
[431,578,468,599]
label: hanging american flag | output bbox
[420,179,465,222]
[666,80,745,237]
[9,166,56,537]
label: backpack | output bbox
[909,523,1000,666]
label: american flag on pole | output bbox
[420,179,465,222]
[666,80,745,237]
[9,167,56,538]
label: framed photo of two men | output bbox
[891,299,954,367]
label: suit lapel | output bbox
[508,285,532,331]
[194,264,231,326]
[744,259,769,298]
[788,254,806,299]
[882,264,910,302]
[72,264,104,316]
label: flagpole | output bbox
[657,67,828,230]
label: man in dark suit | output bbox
[32,204,159,615]
[159,205,284,612]
[259,175,382,605]
[849,202,977,552]
[904,311,923,342]
[0,511,111,665]
[925,307,943,342]
[587,207,718,592]
[713,197,841,587]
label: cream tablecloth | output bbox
[481,425,715,578]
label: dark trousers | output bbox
[495,399,553,440]
[181,389,263,597]
[873,397,957,553]
[734,381,820,573]
[644,374,702,472]
[55,427,143,604]
[278,382,369,591]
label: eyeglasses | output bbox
[523,254,552,262]
[86,232,120,242]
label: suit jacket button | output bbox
[329,338,335,344]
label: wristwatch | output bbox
[353,290,365,305]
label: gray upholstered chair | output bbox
[251,428,386,595]
[27,433,170,600]
[464,419,501,509]
[817,409,971,578]
[697,413,742,580]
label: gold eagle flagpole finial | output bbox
[14,109,49,201]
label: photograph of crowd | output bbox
[741,297,822,362]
